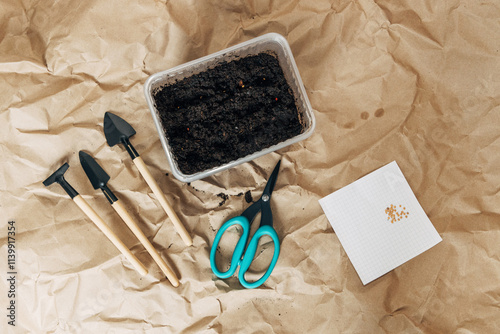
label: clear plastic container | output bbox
[144,33,315,182]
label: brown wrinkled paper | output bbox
[1,0,499,333]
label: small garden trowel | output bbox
[103,112,192,246]
[79,151,180,287]
[43,163,148,276]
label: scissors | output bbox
[210,160,281,289]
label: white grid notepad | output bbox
[319,161,442,285]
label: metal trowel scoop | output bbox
[103,112,192,246]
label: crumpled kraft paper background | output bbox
[1,0,499,333]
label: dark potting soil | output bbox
[153,52,304,175]
[244,190,253,203]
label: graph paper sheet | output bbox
[319,161,442,285]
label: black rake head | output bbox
[43,163,70,187]
[43,163,78,198]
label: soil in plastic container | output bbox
[153,52,304,175]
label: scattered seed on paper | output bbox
[385,204,409,223]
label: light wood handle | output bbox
[133,156,193,246]
[111,200,180,287]
[72,195,148,276]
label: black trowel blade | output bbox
[103,112,136,147]
[79,151,110,190]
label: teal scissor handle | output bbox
[210,216,250,279]
[238,225,280,289]
[210,217,280,288]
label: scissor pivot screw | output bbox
[262,194,270,202]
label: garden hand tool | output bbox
[210,160,281,289]
[103,112,192,246]
[79,151,179,287]
[43,163,148,276]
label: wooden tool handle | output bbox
[111,200,180,287]
[133,156,193,246]
[72,195,148,276]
